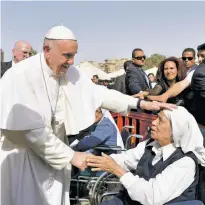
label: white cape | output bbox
[0,53,136,205]
[0,53,107,205]
[0,53,106,134]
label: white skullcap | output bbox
[45,25,77,40]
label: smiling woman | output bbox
[141,57,187,104]
[86,107,205,205]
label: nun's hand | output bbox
[140,100,176,111]
[86,153,126,178]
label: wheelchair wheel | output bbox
[91,172,121,205]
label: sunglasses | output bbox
[133,56,146,60]
[182,57,194,61]
[197,54,205,58]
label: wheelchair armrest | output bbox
[93,145,126,151]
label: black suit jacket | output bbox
[1,61,12,77]
[191,60,205,126]
[114,73,126,94]
[125,63,151,95]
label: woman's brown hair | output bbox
[156,57,187,83]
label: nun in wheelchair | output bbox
[71,107,124,155]
[87,107,205,205]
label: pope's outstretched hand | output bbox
[140,100,177,111]
[71,152,91,171]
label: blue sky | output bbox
[1,1,205,65]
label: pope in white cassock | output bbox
[0,25,176,205]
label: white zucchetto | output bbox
[45,25,77,40]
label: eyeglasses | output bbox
[23,51,32,56]
[133,56,146,60]
[15,49,32,56]
[182,57,194,61]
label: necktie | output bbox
[140,68,151,89]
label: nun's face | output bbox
[44,39,78,76]
[151,111,172,146]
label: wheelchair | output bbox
[70,126,143,205]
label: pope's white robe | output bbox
[0,53,139,205]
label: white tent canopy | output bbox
[108,69,125,78]
[76,62,111,80]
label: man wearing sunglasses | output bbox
[1,40,32,77]
[181,48,198,115]
[148,43,205,125]
[148,43,205,103]
[125,48,151,95]
[182,48,198,74]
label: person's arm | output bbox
[73,121,112,151]
[2,128,88,171]
[87,148,195,205]
[147,78,190,102]
[132,85,163,99]
[120,156,195,205]
[101,89,176,116]
[126,70,143,94]
[147,84,163,96]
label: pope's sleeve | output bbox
[101,89,139,115]
[2,128,75,170]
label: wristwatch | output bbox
[137,99,142,108]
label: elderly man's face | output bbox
[197,50,205,64]
[13,43,32,63]
[44,40,78,76]
[151,111,172,146]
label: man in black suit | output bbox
[191,43,205,129]
[125,48,151,95]
[191,43,205,205]
[1,40,32,77]
[114,60,132,94]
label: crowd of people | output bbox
[0,25,205,205]
[112,45,205,138]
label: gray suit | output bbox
[125,63,151,95]
[114,74,126,94]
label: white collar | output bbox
[12,61,16,66]
[40,53,55,77]
[149,141,177,161]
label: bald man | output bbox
[1,40,32,77]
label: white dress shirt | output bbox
[111,140,196,205]
[185,70,195,85]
